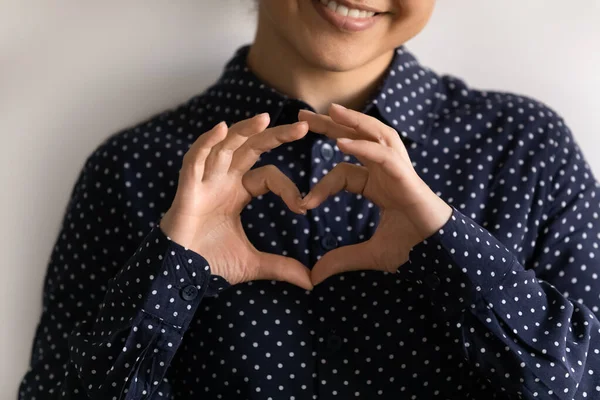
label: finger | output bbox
[300,162,368,210]
[203,113,271,180]
[217,113,270,152]
[311,242,375,285]
[297,109,360,140]
[181,121,228,180]
[328,103,402,149]
[336,138,403,179]
[242,165,306,215]
[230,121,309,174]
[256,251,313,291]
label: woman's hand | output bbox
[298,103,453,285]
[160,113,313,290]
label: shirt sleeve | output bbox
[400,120,600,399]
[18,142,230,399]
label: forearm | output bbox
[63,223,229,399]
[401,205,600,399]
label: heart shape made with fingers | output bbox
[294,103,453,286]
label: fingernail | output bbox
[332,103,346,109]
[257,112,269,118]
[337,137,353,143]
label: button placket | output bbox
[326,330,342,353]
[320,142,334,161]
[320,233,338,250]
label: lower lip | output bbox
[312,0,383,32]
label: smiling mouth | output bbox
[313,0,386,32]
[317,0,385,18]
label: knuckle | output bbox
[233,141,249,157]
[190,160,204,174]
[217,146,234,156]
[243,140,264,157]
[181,152,197,171]
[272,127,288,141]
[385,127,397,142]
[181,152,192,167]
[210,141,226,153]
[250,145,264,159]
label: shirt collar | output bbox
[209,44,441,146]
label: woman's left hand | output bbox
[298,103,453,285]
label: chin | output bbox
[300,40,375,72]
[309,52,359,72]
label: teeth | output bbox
[319,0,377,18]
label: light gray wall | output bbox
[2,1,599,397]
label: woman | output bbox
[19,0,600,399]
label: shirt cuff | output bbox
[137,224,231,331]
[399,205,520,321]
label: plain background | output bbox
[2,0,599,397]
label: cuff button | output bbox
[181,285,199,301]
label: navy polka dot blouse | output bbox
[19,44,600,399]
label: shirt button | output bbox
[326,332,342,352]
[320,233,338,250]
[320,142,334,161]
[180,285,198,301]
[424,274,441,290]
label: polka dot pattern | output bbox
[18,44,600,399]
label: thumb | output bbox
[311,241,375,286]
[255,251,314,291]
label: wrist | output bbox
[159,209,199,250]
[406,188,453,246]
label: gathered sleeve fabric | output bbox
[18,143,230,399]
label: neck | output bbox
[247,18,394,115]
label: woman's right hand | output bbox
[159,113,313,290]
